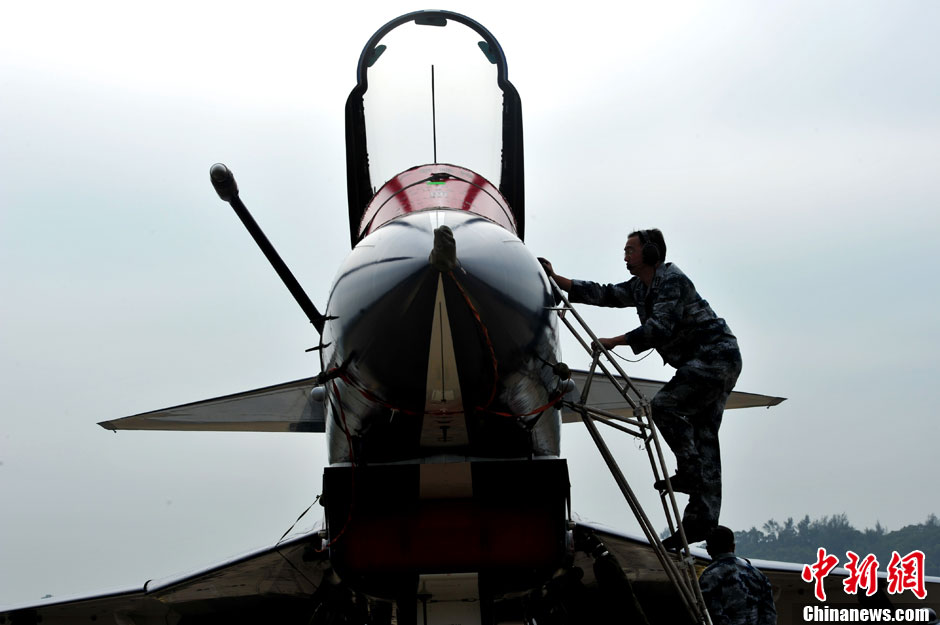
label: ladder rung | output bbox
[564,402,648,430]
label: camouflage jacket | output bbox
[569,263,737,368]
[699,554,777,625]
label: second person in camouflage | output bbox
[699,525,777,625]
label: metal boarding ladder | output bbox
[548,279,713,625]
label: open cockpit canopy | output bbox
[345,10,524,245]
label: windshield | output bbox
[363,20,502,190]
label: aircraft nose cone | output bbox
[428,225,457,272]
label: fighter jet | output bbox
[7,10,927,625]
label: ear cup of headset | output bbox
[640,231,661,266]
[642,242,660,266]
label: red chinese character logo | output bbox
[843,551,879,596]
[886,550,927,599]
[802,547,840,601]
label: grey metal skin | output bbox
[319,208,563,465]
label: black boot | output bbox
[653,472,700,494]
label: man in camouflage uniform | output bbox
[699,526,777,625]
[539,229,741,547]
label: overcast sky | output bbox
[2,0,938,607]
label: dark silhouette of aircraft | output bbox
[7,10,931,625]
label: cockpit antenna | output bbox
[431,64,438,164]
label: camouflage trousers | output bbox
[651,341,742,530]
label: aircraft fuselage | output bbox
[318,164,571,600]
[320,163,563,465]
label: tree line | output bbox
[729,513,940,577]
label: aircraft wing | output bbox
[6,520,934,624]
[98,377,326,433]
[0,529,329,625]
[575,521,940,622]
[94,369,782,432]
[561,369,786,424]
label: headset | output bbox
[637,229,662,266]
